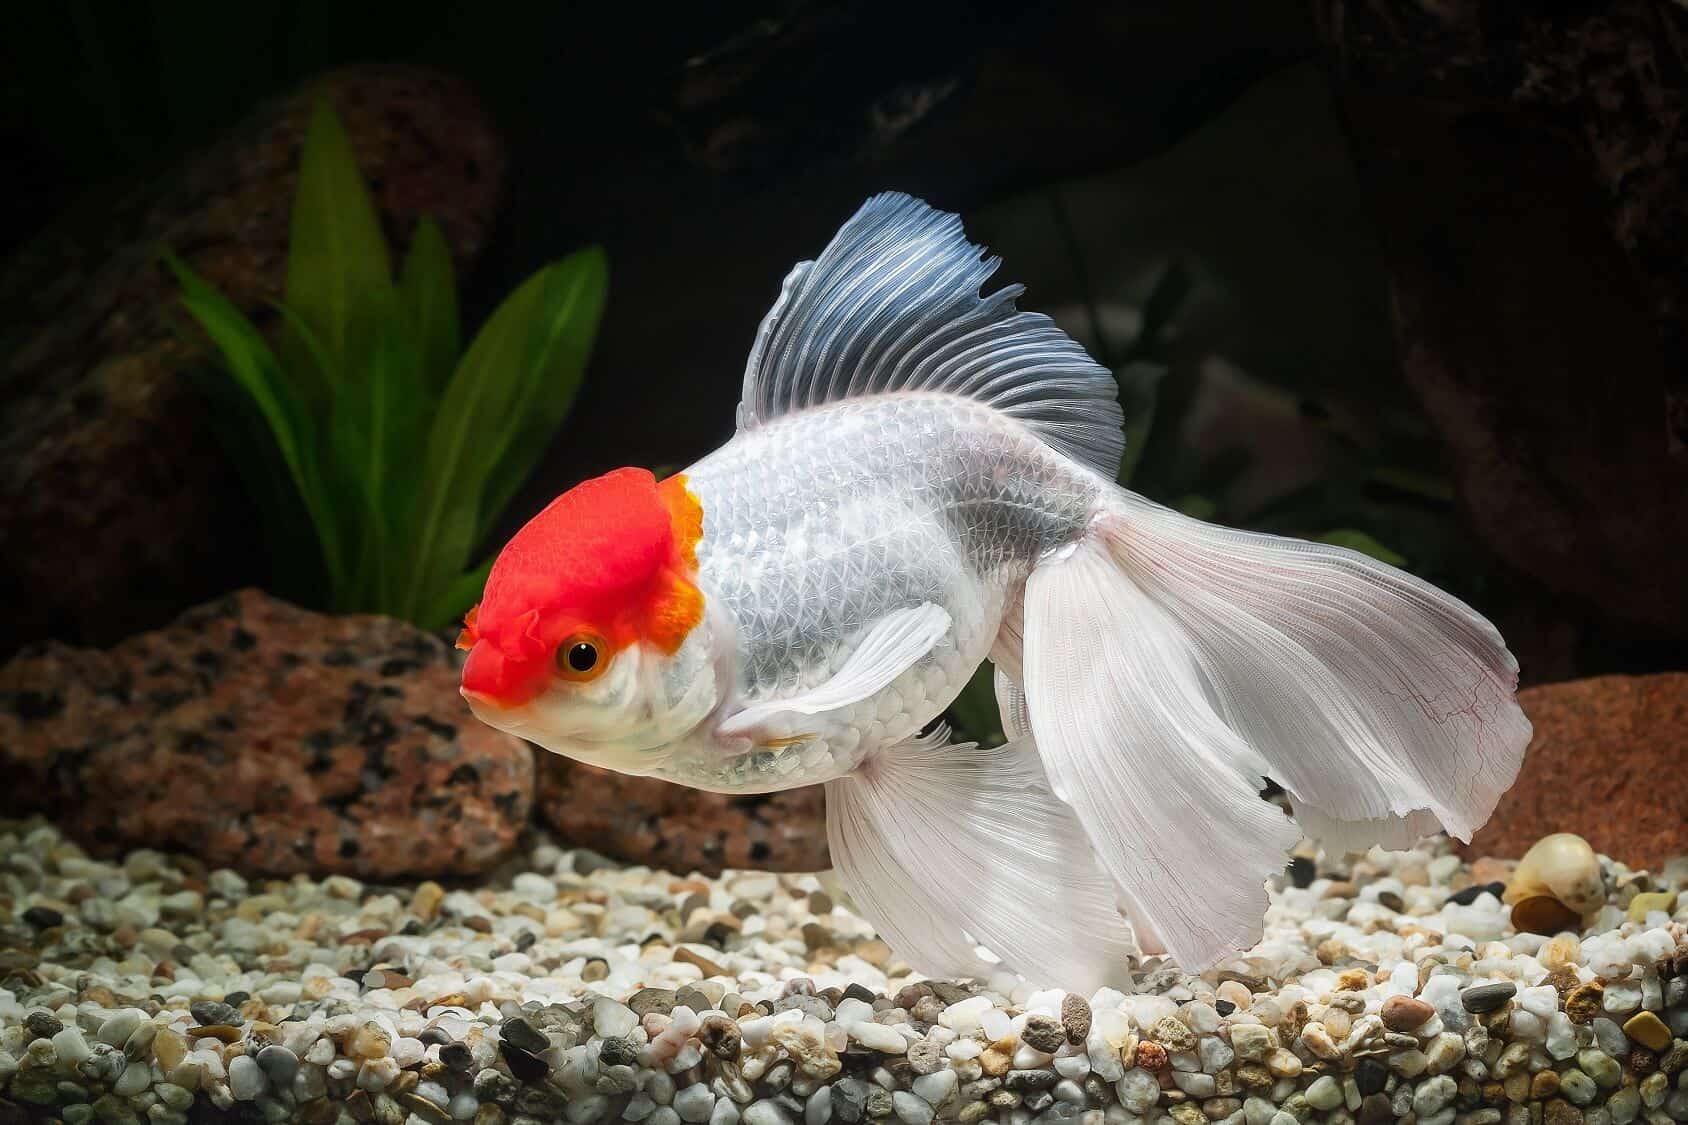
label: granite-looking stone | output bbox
[1464,674,1688,869]
[0,589,532,877]
[0,65,506,658]
[537,756,827,875]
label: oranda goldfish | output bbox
[459,193,1529,989]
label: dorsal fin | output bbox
[737,192,1125,477]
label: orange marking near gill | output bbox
[658,473,704,568]
[647,473,706,653]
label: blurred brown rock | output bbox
[0,65,506,658]
[1315,0,1688,655]
[0,589,533,879]
[537,757,829,876]
[1463,674,1688,871]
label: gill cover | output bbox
[459,467,704,704]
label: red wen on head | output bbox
[457,467,703,707]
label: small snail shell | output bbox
[1503,832,1604,914]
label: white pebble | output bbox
[1305,1076,1342,1110]
[675,1083,715,1123]
[743,1101,794,1125]
[594,997,640,1039]
[912,1069,957,1106]
[891,1091,934,1125]
[939,996,993,1033]
[1518,985,1559,1018]
[227,1055,266,1101]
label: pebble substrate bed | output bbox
[1,820,1686,1125]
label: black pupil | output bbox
[566,643,597,672]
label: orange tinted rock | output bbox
[0,589,532,878]
[1463,674,1688,870]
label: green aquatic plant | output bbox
[168,100,606,629]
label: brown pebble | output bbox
[893,983,934,1009]
[1061,993,1091,1045]
[410,882,445,923]
[1358,1093,1393,1125]
[1380,995,1434,1032]
[1511,895,1582,937]
[192,1024,242,1043]
[979,1045,1013,1077]
[1021,1014,1066,1054]
[298,1098,340,1125]
[1543,1097,1582,1125]
[854,939,892,967]
[1629,1047,1656,1075]
[1564,981,1604,1024]
[1336,969,1370,991]
[153,1028,187,1071]
[1545,966,1581,996]
[400,1093,447,1123]
[1135,1041,1169,1071]
[700,1014,740,1060]
[672,946,727,977]
[1531,1071,1561,1099]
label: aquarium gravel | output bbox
[2,820,1685,1125]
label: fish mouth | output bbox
[460,686,685,773]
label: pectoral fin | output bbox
[718,603,951,741]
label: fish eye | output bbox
[555,633,607,682]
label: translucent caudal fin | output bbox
[1020,489,1530,970]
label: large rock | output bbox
[1463,674,1688,871]
[0,65,506,659]
[0,589,533,879]
[537,757,828,876]
[1315,0,1688,655]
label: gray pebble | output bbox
[1559,1069,1598,1106]
[1460,983,1517,1014]
[24,1010,63,1041]
[254,1043,298,1087]
[500,1016,549,1054]
[189,1001,240,1026]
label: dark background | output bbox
[3,0,1684,684]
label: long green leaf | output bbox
[473,246,608,543]
[399,218,461,394]
[423,557,495,633]
[402,247,608,620]
[166,253,347,591]
[283,98,392,396]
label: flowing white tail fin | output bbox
[1019,488,1530,970]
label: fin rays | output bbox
[737,193,1125,478]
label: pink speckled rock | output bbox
[0,589,532,878]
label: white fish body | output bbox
[653,393,1096,793]
[462,194,1530,990]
